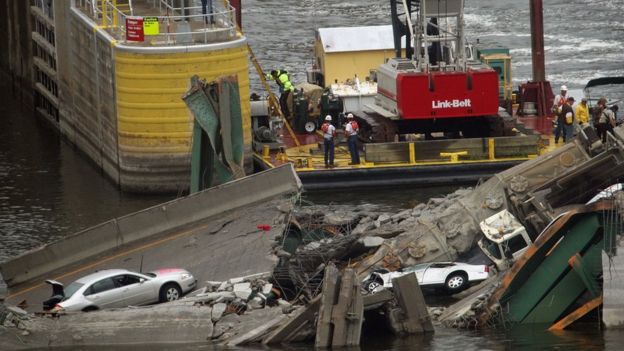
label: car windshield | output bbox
[62,282,84,300]
[402,263,429,272]
[482,237,502,259]
[143,273,156,278]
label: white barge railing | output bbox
[73,0,238,46]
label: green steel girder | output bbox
[185,75,245,193]
[520,241,602,324]
[569,252,602,298]
[502,214,601,323]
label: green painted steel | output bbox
[501,214,601,323]
[501,215,585,301]
[569,251,602,298]
[494,205,623,328]
[521,241,603,324]
[184,76,245,193]
[219,77,245,179]
[521,267,585,324]
[190,124,216,192]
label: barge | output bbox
[250,0,551,190]
[24,0,557,192]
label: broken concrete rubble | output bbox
[5,127,624,348]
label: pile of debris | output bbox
[187,272,291,313]
[6,127,624,347]
[287,186,493,278]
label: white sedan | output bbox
[362,262,490,294]
[43,268,197,312]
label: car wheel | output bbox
[445,272,467,292]
[82,306,99,312]
[159,283,182,302]
[363,279,383,294]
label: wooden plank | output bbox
[315,264,340,348]
[330,268,363,347]
[262,297,321,345]
[392,273,434,333]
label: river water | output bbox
[2,0,624,349]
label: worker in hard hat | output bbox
[552,85,569,114]
[267,69,294,118]
[344,113,360,165]
[321,115,336,168]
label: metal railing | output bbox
[74,0,238,46]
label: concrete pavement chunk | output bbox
[262,283,273,295]
[234,282,252,300]
[212,303,227,322]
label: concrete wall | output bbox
[602,250,624,328]
[63,9,121,186]
[55,0,79,148]
[0,0,34,105]
[0,164,302,287]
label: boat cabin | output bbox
[308,25,405,88]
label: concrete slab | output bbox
[1,302,214,348]
[602,251,624,328]
[0,164,301,287]
[4,195,292,313]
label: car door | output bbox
[83,277,124,309]
[414,267,427,284]
[114,274,156,306]
[403,264,429,285]
[422,263,455,285]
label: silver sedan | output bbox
[43,268,197,312]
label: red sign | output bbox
[125,17,144,42]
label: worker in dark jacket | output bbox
[267,70,294,118]
[555,97,574,143]
[321,115,336,168]
[345,113,360,165]
[560,97,575,143]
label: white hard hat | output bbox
[561,85,568,91]
[347,113,354,118]
[325,115,332,121]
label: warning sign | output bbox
[126,17,144,42]
[143,17,160,36]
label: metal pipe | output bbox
[530,0,545,82]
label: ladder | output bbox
[247,44,301,146]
